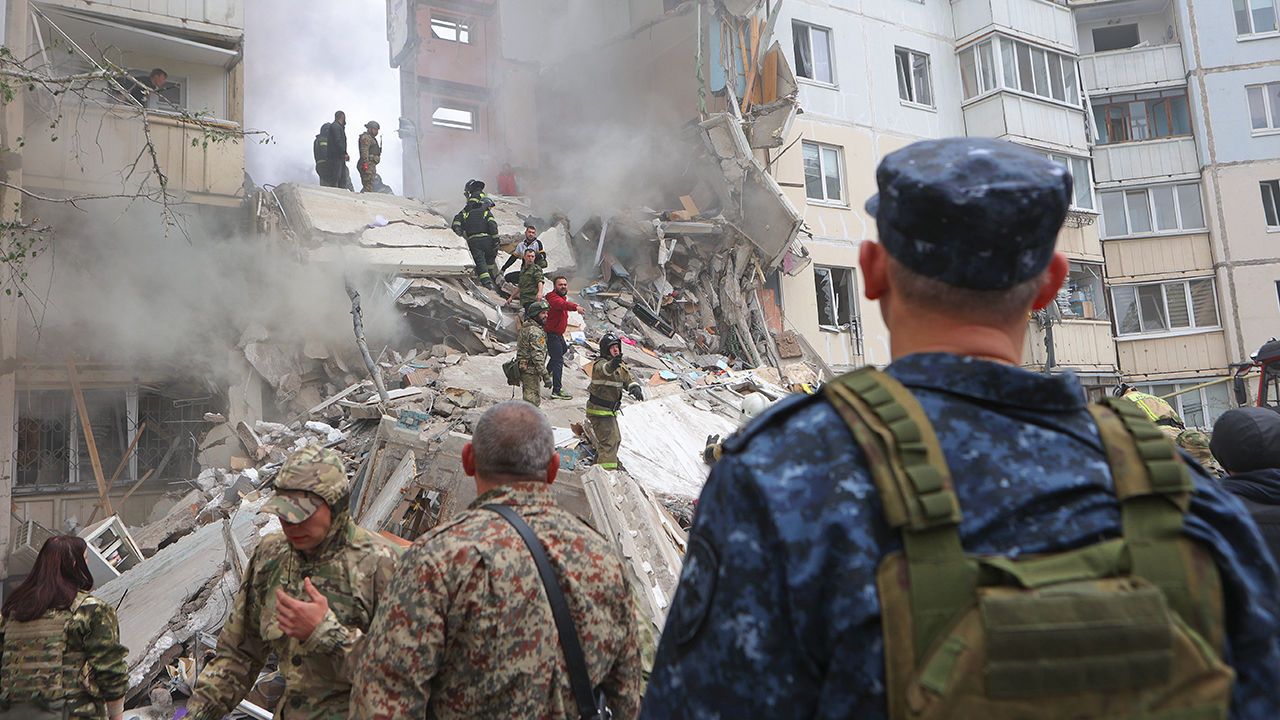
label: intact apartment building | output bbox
[0,0,245,563]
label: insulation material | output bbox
[745,42,799,149]
[615,395,737,497]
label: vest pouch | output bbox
[0,612,71,715]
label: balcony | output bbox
[1092,137,1199,184]
[1102,233,1214,281]
[1080,45,1185,95]
[1116,330,1230,379]
[1024,319,1118,374]
[38,0,243,42]
[963,92,1089,150]
[24,105,245,206]
[953,0,1077,52]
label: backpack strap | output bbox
[825,367,977,658]
[1087,399,1218,647]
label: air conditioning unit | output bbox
[10,519,55,577]
[79,516,143,588]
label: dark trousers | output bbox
[546,332,567,393]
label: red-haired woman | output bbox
[0,535,127,720]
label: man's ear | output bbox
[1031,253,1071,311]
[545,451,560,486]
[462,443,476,478]
[861,241,890,301]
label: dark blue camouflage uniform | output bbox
[643,139,1280,719]
[642,354,1280,719]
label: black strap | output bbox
[588,392,621,412]
[483,504,607,720]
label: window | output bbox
[1100,183,1206,237]
[1247,82,1280,132]
[1092,90,1191,144]
[895,48,933,106]
[1057,262,1108,320]
[960,36,1078,105]
[1262,180,1280,228]
[1092,24,1140,52]
[1039,152,1095,210]
[431,104,475,130]
[1112,278,1219,337]
[121,70,185,112]
[430,16,471,44]
[1235,0,1278,35]
[802,141,843,203]
[1135,381,1231,429]
[793,21,834,84]
[814,266,857,329]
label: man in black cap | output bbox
[642,137,1280,719]
[1212,407,1280,564]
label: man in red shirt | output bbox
[543,276,578,400]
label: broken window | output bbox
[430,16,471,44]
[792,21,834,84]
[432,104,475,130]
[1058,262,1107,320]
[814,266,857,329]
[802,141,843,203]
[895,48,933,106]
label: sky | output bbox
[243,1,404,193]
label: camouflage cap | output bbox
[1175,428,1212,450]
[262,445,349,521]
[262,491,325,523]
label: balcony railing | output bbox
[963,92,1090,150]
[38,0,243,39]
[1024,319,1118,373]
[953,0,1077,51]
[1080,44,1186,94]
[1091,136,1199,184]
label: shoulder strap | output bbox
[824,367,977,658]
[483,504,604,720]
[1087,399,1220,647]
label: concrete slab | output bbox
[310,244,473,277]
[615,395,736,497]
[277,184,447,239]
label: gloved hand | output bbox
[628,383,644,401]
[608,356,623,371]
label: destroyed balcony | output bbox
[1079,44,1186,95]
[1091,137,1200,184]
[1024,319,1119,375]
[36,0,244,43]
[952,0,1077,53]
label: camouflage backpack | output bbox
[0,593,92,715]
[824,368,1233,720]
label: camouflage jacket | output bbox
[587,359,635,414]
[517,323,550,381]
[358,132,380,166]
[350,483,643,720]
[187,513,399,720]
[643,353,1280,720]
[518,263,544,306]
[0,592,128,719]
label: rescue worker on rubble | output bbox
[0,535,127,720]
[642,137,1280,718]
[516,299,553,406]
[357,121,381,194]
[501,222,548,286]
[452,181,501,290]
[544,275,579,401]
[1116,383,1186,439]
[185,445,399,720]
[587,332,644,471]
[322,111,351,190]
[508,247,545,310]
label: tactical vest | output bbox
[0,594,91,714]
[824,368,1233,720]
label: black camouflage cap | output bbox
[865,137,1071,290]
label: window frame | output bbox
[1099,183,1207,238]
[1091,89,1192,145]
[1247,82,1280,134]
[1261,180,1280,229]
[801,140,845,205]
[1236,0,1279,36]
[1091,24,1141,52]
[813,265,859,331]
[1111,278,1221,339]
[792,20,836,86]
[1059,261,1109,321]
[894,47,934,108]
[959,35,1081,108]
[429,14,472,44]
[431,103,477,131]
[1038,151,1095,211]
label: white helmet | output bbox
[740,393,771,423]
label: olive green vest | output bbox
[0,593,91,714]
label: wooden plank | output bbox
[67,358,112,517]
[762,46,779,102]
[85,422,148,526]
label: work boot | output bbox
[551,390,572,400]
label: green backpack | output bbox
[502,357,521,386]
[824,368,1233,720]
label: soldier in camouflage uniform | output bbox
[1176,428,1223,477]
[0,535,128,720]
[587,332,644,470]
[516,299,552,406]
[643,138,1280,719]
[186,445,399,720]
[351,400,642,719]
[357,121,381,193]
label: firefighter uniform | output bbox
[587,333,643,470]
[452,193,500,288]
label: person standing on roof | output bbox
[357,121,382,194]
[452,180,500,291]
[544,275,579,401]
[586,333,644,471]
[1116,383,1185,439]
[501,222,548,286]
[322,111,351,190]
[0,535,127,720]
[516,300,553,406]
[641,137,1280,719]
[185,446,400,720]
